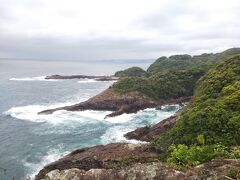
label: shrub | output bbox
[115,67,147,77]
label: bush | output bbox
[166,144,240,168]
[115,67,147,77]
[166,144,218,167]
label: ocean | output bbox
[0,60,180,179]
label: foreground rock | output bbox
[124,111,182,142]
[35,143,161,180]
[38,88,191,118]
[38,156,240,180]
[41,162,186,180]
[45,75,119,81]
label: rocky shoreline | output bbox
[124,111,181,142]
[37,157,240,180]
[35,94,240,180]
[36,139,240,180]
[36,79,240,179]
[38,88,191,118]
[45,74,119,81]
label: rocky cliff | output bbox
[38,88,190,118]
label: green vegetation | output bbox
[166,144,221,168]
[114,66,147,77]
[147,48,240,74]
[166,137,240,168]
[226,167,240,179]
[112,49,240,168]
[154,55,240,167]
[113,67,205,100]
[112,48,240,101]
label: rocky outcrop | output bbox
[41,162,186,180]
[35,143,161,180]
[38,158,240,180]
[124,111,181,141]
[38,88,191,118]
[45,75,119,81]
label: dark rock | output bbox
[124,111,181,141]
[38,88,191,118]
[38,158,240,180]
[45,74,119,81]
[35,143,161,180]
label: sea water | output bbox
[0,60,180,179]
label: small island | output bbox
[45,75,119,81]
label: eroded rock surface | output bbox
[35,143,160,180]
[124,111,181,141]
[38,88,190,118]
[38,159,240,180]
[42,162,186,180]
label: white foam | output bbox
[4,103,180,126]
[101,126,145,145]
[78,79,97,83]
[3,101,138,125]
[105,113,134,123]
[10,76,59,81]
[3,104,111,125]
[15,104,180,178]
[24,148,68,180]
[101,106,180,145]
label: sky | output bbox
[0,0,240,61]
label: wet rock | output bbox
[124,111,181,141]
[38,88,190,118]
[38,88,158,117]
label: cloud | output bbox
[0,0,240,60]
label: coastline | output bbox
[45,74,119,81]
[35,105,240,179]
[38,87,191,118]
[35,82,189,179]
[35,108,181,179]
[35,51,240,179]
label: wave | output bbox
[23,147,68,179]
[9,103,180,178]
[9,76,59,81]
[4,103,180,126]
[3,104,140,125]
[100,106,180,145]
[3,103,111,125]
[101,126,145,144]
[78,79,97,83]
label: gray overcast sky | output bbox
[0,0,240,61]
